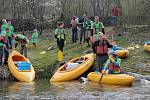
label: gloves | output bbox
[101,70,106,74]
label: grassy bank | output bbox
[24,26,150,79]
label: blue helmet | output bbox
[109,50,116,55]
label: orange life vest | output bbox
[72,19,76,28]
[96,40,108,54]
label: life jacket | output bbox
[72,19,77,28]
[109,63,120,72]
[96,39,108,54]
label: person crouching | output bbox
[12,34,29,58]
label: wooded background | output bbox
[0,0,149,32]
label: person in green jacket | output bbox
[12,34,29,58]
[1,19,9,35]
[31,29,38,48]
[54,22,66,51]
[7,20,14,49]
[93,16,105,42]
[0,28,10,65]
[85,17,93,46]
[102,50,121,74]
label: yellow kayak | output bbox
[8,51,35,82]
[144,44,150,52]
[50,53,94,82]
[115,49,129,58]
[88,72,135,86]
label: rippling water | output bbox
[0,80,150,100]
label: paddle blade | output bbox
[58,50,63,62]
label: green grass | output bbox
[19,26,150,79]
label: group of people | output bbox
[54,14,122,74]
[0,19,39,65]
[70,15,105,46]
[0,5,120,74]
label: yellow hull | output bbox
[50,54,94,82]
[8,51,35,82]
[144,44,150,52]
[115,49,129,57]
[88,72,134,86]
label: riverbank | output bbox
[1,25,150,80]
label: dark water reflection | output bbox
[0,80,150,100]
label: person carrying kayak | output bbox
[102,50,121,74]
[31,29,38,48]
[71,16,78,43]
[92,16,105,43]
[12,34,29,58]
[0,28,10,65]
[54,22,66,52]
[92,32,112,72]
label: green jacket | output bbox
[93,22,104,34]
[0,31,9,46]
[54,28,65,40]
[86,20,93,30]
[31,32,38,43]
[1,23,8,31]
[15,34,29,44]
[8,24,14,37]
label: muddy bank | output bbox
[0,63,57,81]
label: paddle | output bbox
[57,50,63,62]
[98,73,104,84]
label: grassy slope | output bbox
[25,26,150,79]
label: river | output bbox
[0,80,150,100]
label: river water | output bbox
[0,80,150,100]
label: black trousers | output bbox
[57,39,64,51]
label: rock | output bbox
[140,79,150,84]
[135,62,150,72]
[47,46,55,51]
[127,72,150,82]
[78,77,88,84]
[143,75,150,81]
[127,72,144,81]
[0,65,12,80]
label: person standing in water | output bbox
[92,32,112,72]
